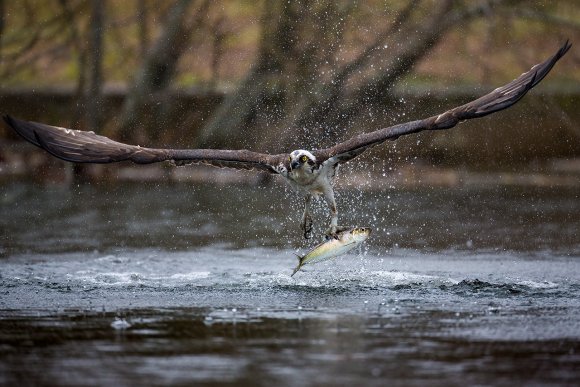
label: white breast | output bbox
[291,169,337,199]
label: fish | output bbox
[291,227,371,277]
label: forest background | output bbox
[0,0,579,184]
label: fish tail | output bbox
[290,265,301,277]
[291,254,304,277]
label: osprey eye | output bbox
[301,155,308,163]
[288,156,292,161]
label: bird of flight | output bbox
[4,41,571,240]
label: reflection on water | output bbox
[1,182,579,385]
[2,307,579,386]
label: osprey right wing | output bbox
[313,40,571,166]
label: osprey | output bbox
[4,42,570,239]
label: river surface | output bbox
[1,181,579,386]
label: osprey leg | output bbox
[301,194,313,239]
[323,188,339,237]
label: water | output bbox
[1,181,579,386]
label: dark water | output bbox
[1,181,579,386]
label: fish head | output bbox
[288,150,316,172]
[350,227,372,242]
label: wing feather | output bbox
[314,40,571,165]
[4,116,285,174]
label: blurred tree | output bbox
[137,0,149,59]
[196,0,537,150]
[0,0,578,151]
[85,0,104,133]
[116,0,210,141]
[58,0,88,128]
[208,14,227,89]
[0,0,5,56]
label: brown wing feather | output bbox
[313,40,571,164]
[3,116,285,174]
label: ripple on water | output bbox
[75,270,211,286]
[1,245,579,316]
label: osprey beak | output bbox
[290,161,300,170]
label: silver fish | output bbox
[291,227,371,277]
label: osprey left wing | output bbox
[3,115,285,174]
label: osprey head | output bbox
[289,150,316,172]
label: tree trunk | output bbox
[137,0,149,59]
[0,0,5,57]
[115,0,210,142]
[85,0,104,133]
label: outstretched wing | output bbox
[3,116,286,174]
[313,40,571,165]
